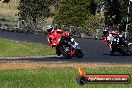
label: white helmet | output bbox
[47,25,54,33]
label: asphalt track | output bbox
[0,30,132,64]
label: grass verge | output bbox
[0,67,131,88]
[0,38,55,57]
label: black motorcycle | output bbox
[111,34,132,56]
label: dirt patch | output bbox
[0,62,132,70]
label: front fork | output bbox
[63,37,79,57]
[70,49,75,57]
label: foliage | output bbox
[101,0,132,31]
[17,0,53,22]
[53,0,97,27]
[103,0,121,27]
[89,0,97,15]
[119,0,132,32]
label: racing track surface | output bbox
[0,30,132,64]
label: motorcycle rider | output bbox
[103,27,120,53]
[46,25,70,56]
[103,27,132,54]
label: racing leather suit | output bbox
[47,28,69,56]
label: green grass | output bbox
[0,38,55,57]
[0,67,131,88]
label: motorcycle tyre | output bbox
[119,45,132,56]
[58,45,71,58]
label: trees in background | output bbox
[101,0,132,31]
[104,0,121,26]
[18,0,53,23]
[53,0,97,27]
[9,0,132,32]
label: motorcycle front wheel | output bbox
[58,45,71,58]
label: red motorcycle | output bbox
[47,30,84,58]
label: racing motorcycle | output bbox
[106,33,132,56]
[47,30,84,58]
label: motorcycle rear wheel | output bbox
[119,45,132,56]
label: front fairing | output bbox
[47,31,62,48]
